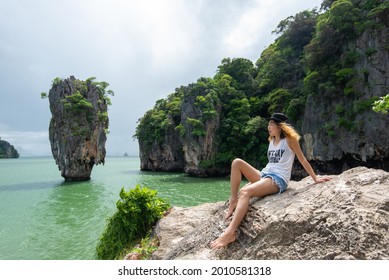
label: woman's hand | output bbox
[314,176,332,184]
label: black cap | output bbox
[266,113,289,123]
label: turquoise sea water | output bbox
[0,157,230,260]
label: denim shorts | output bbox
[260,171,288,193]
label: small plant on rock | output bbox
[96,185,171,260]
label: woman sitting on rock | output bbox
[211,113,331,249]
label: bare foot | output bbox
[210,231,236,249]
[224,198,238,220]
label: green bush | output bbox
[96,185,171,260]
[62,92,93,111]
[373,94,389,114]
[187,117,206,137]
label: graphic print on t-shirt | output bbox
[268,148,285,163]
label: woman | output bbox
[210,113,331,249]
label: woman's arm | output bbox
[287,137,331,183]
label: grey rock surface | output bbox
[48,76,109,181]
[152,167,389,260]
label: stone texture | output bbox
[48,76,109,181]
[139,115,185,172]
[301,21,389,174]
[151,167,389,260]
[180,86,221,176]
[139,83,222,176]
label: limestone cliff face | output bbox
[302,23,389,174]
[180,87,221,176]
[139,83,221,176]
[48,76,110,181]
[139,117,185,172]
[0,139,19,158]
[151,167,389,260]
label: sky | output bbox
[0,0,323,157]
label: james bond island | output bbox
[42,76,113,181]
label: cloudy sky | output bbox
[0,0,322,157]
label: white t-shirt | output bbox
[261,138,295,184]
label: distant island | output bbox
[0,138,19,158]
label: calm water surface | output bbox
[0,157,230,259]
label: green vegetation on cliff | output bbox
[304,0,387,128]
[373,94,389,114]
[135,0,388,173]
[42,76,113,136]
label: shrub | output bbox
[96,185,171,260]
[186,117,206,137]
[373,94,389,114]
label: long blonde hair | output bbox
[268,122,301,142]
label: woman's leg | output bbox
[211,178,278,249]
[226,158,261,219]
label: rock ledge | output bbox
[152,167,389,260]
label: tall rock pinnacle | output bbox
[45,76,112,181]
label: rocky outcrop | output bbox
[139,82,222,176]
[301,19,389,174]
[0,138,19,158]
[180,85,221,176]
[139,116,185,172]
[151,167,389,260]
[48,76,110,181]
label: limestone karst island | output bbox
[41,76,113,181]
